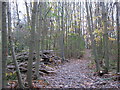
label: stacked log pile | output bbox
[6,50,67,80]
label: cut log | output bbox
[18,61,28,68]
[19,67,27,73]
[39,70,49,74]
[7,65,15,69]
[42,50,54,55]
[39,70,56,74]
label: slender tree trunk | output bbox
[61,2,65,61]
[89,3,97,53]
[25,1,31,50]
[116,2,120,73]
[25,1,31,27]
[0,1,2,89]
[111,4,114,37]
[27,2,37,87]
[35,2,42,79]
[85,2,100,72]
[101,2,109,72]
[2,2,7,88]
[7,2,24,88]
[41,2,47,52]
[15,1,20,52]
[57,2,61,57]
[65,2,68,58]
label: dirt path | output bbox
[43,49,119,88]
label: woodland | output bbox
[0,0,120,89]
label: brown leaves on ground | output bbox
[6,49,120,88]
[42,49,120,88]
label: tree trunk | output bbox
[25,1,31,27]
[27,2,37,87]
[85,2,100,72]
[116,2,120,73]
[35,2,42,79]
[0,1,2,89]
[2,2,7,88]
[7,2,24,88]
[101,2,109,73]
[61,2,65,61]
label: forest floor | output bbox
[43,49,120,88]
